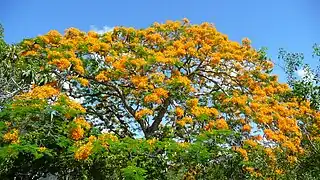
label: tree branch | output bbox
[146,97,171,138]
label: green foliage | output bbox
[278,46,320,110]
[0,92,248,179]
[0,25,51,106]
[278,48,304,85]
[121,166,147,180]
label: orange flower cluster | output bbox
[203,118,229,130]
[112,57,127,71]
[70,126,85,141]
[242,124,251,132]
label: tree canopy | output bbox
[0,19,320,179]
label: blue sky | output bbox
[1,0,319,81]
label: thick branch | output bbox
[146,97,171,138]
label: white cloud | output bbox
[296,67,315,83]
[89,25,114,34]
[296,69,306,78]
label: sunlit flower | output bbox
[175,107,184,117]
[215,118,229,130]
[135,108,153,119]
[71,125,85,141]
[3,129,19,144]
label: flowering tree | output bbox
[0,19,319,179]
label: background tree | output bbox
[277,44,320,178]
[0,24,23,105]
[278,44,320,110]
[0,25,50,107]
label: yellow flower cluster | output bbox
[177,142,190,148]
[74,117,91,130]
[234,147,248,161]
[130,58,147,68]
[74,141,93,160]
[22,50,38,56]
[49,58,71,70]
[70,57,85,75]
[153,88,169,98]
[131,75,148,89]
[191,106,219,118]
[95,71,110,82]
[176,117,193,126]
[62,95,86,113]
[70,117,91,141]
[245,167,254,173]
[186,98,199,107]
[135,108,153,119]
[287,155,298,164]
[70,126,85,141]
[215,118,229,130]
[88,135,97,142]
[46,30,62,42]
[147,138,157,146]
[144,88,169,104]
[98,133,118,142]
[149,73,165,84]
[17,85,59,100]
[264,148,276,161]
[98,133,118,149]
[3,129,19,144]
[77,77,89,86]
[155,54,176,64]
[244,139,258,147]
[112,57,127,71]
[144,93,162,104]
[38,146,47,152]
[170,75,191,87]
[226,94,248,106]
[175,107,184,117]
